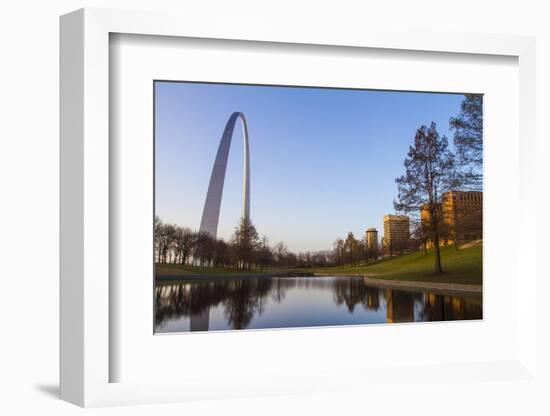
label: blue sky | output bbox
[155,81,465,252]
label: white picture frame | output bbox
[60,7,537,407]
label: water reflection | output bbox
[154,276,482,333]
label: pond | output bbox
[154,276,482,333]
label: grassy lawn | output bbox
[156,243,482,285]
[156,263,272,277]
[314,243,482,285]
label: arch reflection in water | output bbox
[154,276,482,333]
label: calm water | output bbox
[154,276,482,333]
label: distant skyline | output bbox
[155,81,465,252]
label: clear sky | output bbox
[155,81,465,252]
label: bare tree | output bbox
[154,216,163,263]
[256,235,273,271]
[193,231,214,266]
[449,94,483,190]
[213,239,230,268]
[230,217,260,270]
[157,223,176,263]
[173,226,194,265]
[344,232,357,266]
[333,238,345,268]
[394,122,459,275]
[273,241,288,267]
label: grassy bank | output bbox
[156,243,482,285]
[315,243,482,285]
[155,263,272,277]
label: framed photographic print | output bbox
[153,81,483,334]
[60,8,538,407]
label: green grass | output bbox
[156,243,482,285]
[156,263,272,277]
[315,243,482,285]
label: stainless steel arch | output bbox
[199,112,250,238]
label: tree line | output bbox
[332,232,380,268]
[155,216,385,271]
[155,216,337,270]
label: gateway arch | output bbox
[199,112,250,238]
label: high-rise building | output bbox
[383,215,410,256]
[365,228,378,251]
[384,288,415,323]
[365,228,379,261]
[442,190,482,242]
[420,191,482,245]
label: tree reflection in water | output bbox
[154,277,482,332]
[332,278,382,313]
[222,278,273,329]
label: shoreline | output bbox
[347,275,480,295]
[155,271,314,281]
[156,272,482,295]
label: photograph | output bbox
[153,81,483,333]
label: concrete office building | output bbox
[420,191,483,246]
[383,214,410,256]
[442,190,483,242]
[365,228,379,251]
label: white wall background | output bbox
[0,1,548,414]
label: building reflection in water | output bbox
[154,277,482,333]
[384,288,416,323]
